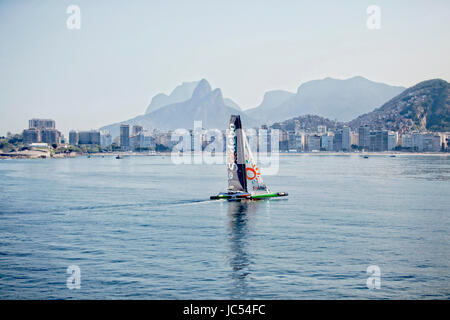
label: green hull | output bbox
[210,192,288,201]
[251,192,288,199]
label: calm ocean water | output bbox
[0,154,449,299]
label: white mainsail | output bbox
[242,130,269,195]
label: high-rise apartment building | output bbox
[40,129,61,145]
[23,128,41,144]
[369,130,388,151]
[29,119,55,130]
[120,124,130,150]
[388,132,397,151]
[25,118,60,146]
[307,134,321,151]
[69,130,79,145]
[321,134,334,151]
[132,125,143,136]
[358,125,371,150]
[100,131,112,147]
[78,131,101,145]
[333,129,343,151]
[342,126,351,151]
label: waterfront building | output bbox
[167,131,180,151]
[23,128,41,145]
[321,134,334,151]
[422,133,441,152]
[132,125,143,136]
[307,134,321,152]
[40,129,61,145]
[156,131,170,148]
[371,130,388,152]
[351,132,359,148]
[369,132,376,151]
[100,131,112,147]
[401,134,413,149]
[412,132,424,151]
[342,126,351,151]
[366,130,388,151]
[29,118,55,130]
[358,125,371,150]
[78,130,100,145]
[69,130,79,145]
[24,118,61,146]
[142,131,156,150]
[294,132,305,152]
[279,130,289,152]
[333,129,343,151]
[120,124,130,151]
[388,131,398,151]
[257,127,274,153]
[287,131,298,151]
[399,132,441,152]
[130,133,144,151]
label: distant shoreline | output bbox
[0,149,79,159]
[278,152,450,157]
[92,151,450,157]
[2,150,448,159]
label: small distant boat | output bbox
[363,155,369,159]
[390,155,396,157]
[116,155,121,159]
[210,115,288,201]
[87,155,91,158]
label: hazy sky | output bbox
[1,0,449,136]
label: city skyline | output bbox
[1,0,450,136]
[16,116,448,155]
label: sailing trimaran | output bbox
[210,115,288,201]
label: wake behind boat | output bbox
[210,115,288,201]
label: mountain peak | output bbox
[210,88,224,105]
[349,78,450,132]
[192,79,212,99]
[211,88,223,98]
[348,75,367,81]
[145,80,199,114]
[264,90,294,99]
